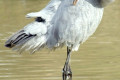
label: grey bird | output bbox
[5,0,115,80]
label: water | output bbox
[0,0,120,80]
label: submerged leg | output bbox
[62,47,72,80]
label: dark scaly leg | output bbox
[62,47,72,80]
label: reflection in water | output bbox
[0,0,120,80]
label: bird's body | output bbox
[48,0,104,51]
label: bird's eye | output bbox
[35,17,46,23]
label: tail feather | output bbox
[12,33,27,44]
[10,35,47,53]
[5,30,36,48]
[5,19,49,53]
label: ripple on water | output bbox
[88,41,112,44]
[0,33,3,36]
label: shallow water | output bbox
[0,0,120,80]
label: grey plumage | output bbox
[5,30,36,48]
[5,0,115,53]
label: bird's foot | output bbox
[62,66,72,80]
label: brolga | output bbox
[5,0,115,80]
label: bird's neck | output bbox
[100,0,115,7]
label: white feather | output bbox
[47,0,104,51]
[5,0,62,52]
[26,0,62,21]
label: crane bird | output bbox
[5,0,115,80]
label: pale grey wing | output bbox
[26,0,62,21]
[5,20,48,53]
[5,0,62,53]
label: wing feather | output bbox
[5,0,62,53]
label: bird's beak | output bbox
[73,0,78,5]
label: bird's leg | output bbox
[62,47,72,80]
